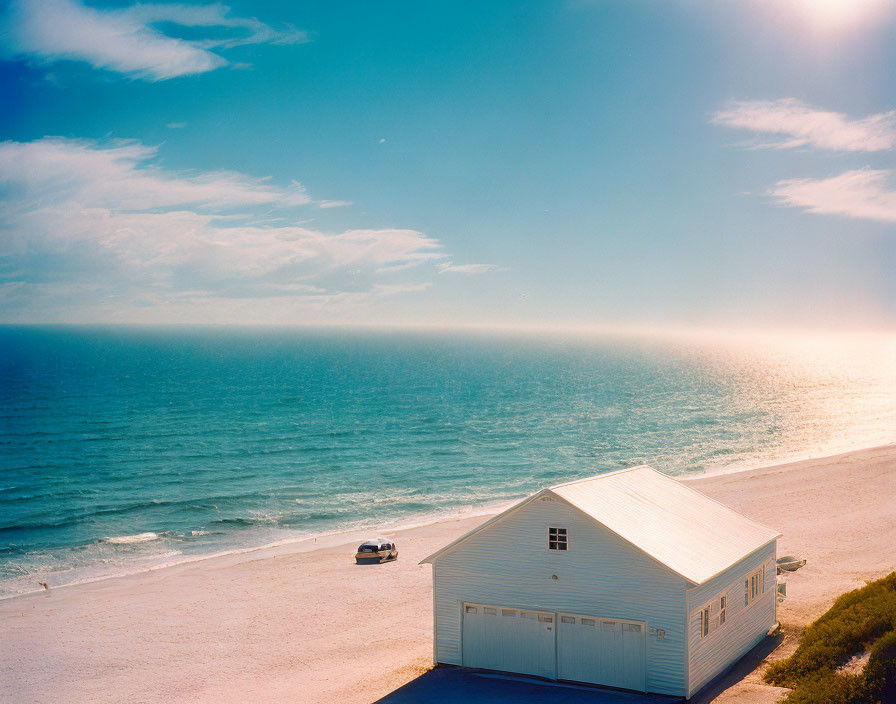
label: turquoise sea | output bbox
[1,326,894,598]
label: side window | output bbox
[548,527,568,551]
[701,605,711,638]
[719,595,727,625]
[745,567,764,606]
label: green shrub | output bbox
[864,629,896,704]
[763,572,896,704]
[780,672,869,704]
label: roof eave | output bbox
[544,489,700,586]
[687,533,783,586]
[418,489,551,565]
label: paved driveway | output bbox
[375,667,683,704]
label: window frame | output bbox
[745,566,765,607]
[719,595,727,626]
[548,526,569,551]
[700,604,711,638]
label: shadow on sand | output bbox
[689,630,786,703]
[374,666,683,704]
[354,556,398,566]
[375,633,786,704]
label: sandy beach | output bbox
[1,445,894,704]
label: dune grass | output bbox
[763,572,896,704]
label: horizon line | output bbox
[1,320,894,339]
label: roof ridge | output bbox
[548,464,652,490]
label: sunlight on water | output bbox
[0,327,893,597]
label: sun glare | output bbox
[794,0,892,31]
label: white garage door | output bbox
[461,604,556,679]
[558,613,646,691]
[461,604,647,692]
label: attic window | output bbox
[548,527,568,551]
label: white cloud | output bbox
[124,3,307,49]
[318,200,353,209]
[1,0,308,81]
[771,169,896,223]
[437,262,502,275]
[166,122,186,129]
[0,138,447,315]
[0,137,311,210]
[712,98,896,152]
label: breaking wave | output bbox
[103,532,160,544]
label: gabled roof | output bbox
[420,465,781,585]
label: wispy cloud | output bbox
[1,0,308,81]
[318,200,352,209]
[0,138,447,316]
[771,169,896,223]
[0,137,310,209]
[712,98,896,152]
[437,262,503,275]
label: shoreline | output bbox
[2,443,894,704]
[0,498,519,602]
[4,440,893,603]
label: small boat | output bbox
[776,555,807,573]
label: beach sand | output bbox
[1,445,894,704]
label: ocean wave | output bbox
[103,532,159,544]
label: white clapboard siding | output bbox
[424,465,780,698]
[685,541,778,697]
[432,497,689,696]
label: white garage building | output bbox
[421,465,780,699]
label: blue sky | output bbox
[1,0,895,329]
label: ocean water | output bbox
[1,326,894,598]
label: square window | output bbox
[548,527,568,550]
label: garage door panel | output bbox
[621,622,645,690]
[462,603,555,680]
[463,604,646,692]
[559,614,646,692]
